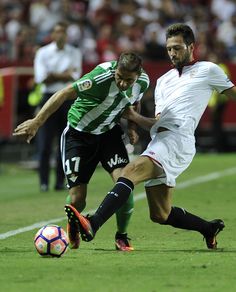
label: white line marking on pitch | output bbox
[1,167,236,240]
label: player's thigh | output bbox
[121,156,163,185]
[100,125,129,174]
[145,184,173,223]
[61,126,99,187]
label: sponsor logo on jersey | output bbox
[107,154,128,168]
[77,79,92,91]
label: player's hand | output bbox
[122,106,136,121]
[128,128,139,145]
[13,119,39,143]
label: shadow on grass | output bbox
[93,247,236,253]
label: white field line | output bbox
[1,167,236,240]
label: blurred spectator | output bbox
[136,1,159,23]
[217,13,236,48]
[91,0,120,28]
[34,22,82,192]
[144,30,168,61]
[12,26,37,61]
[117,21,145,55]
[228,35,236,62]
[144,16,167,47]
[159,0,180,24]
[0,0,236,64]
[5,8,22,43]
[29,0,62,45]
[96,24,118,62]
[119,1,138,27]
[194,31,210,60]
[211,0,236,22]
[0,12,8,61]
[1,0,236,157]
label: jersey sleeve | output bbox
[208,62,234,93]
[134,72,150,103]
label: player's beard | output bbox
[173,50,191,70]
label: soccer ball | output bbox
[34,225,69,257]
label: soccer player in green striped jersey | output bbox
[13,52,150,251]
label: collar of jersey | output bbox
[174,60,197,76]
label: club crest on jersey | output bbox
[77,79,92,91]
[68,173,78,182]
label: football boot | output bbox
[204,219,225,249]
[65,205,95,242]
[115,232,134,251]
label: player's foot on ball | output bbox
[66,221,80,249]
[204,219,225,249]
[115,232,134,251]
[65,205,95,242]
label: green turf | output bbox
[0,153,236,292]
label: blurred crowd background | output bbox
[1,0,236,162]
[1,0,236,65]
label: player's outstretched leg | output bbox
[203,219,225,249]
[65,205,95,242]
[163,206,225,249]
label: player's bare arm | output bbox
[224,86,236,100]
[123,106,157,131]
[127,102,141,145]
[13,85,77,143]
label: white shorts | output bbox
[141,130,196,187]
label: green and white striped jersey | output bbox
[68,60,150,134]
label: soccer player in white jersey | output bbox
[65,23,236,249]
[13,52,150,251]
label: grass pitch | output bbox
[0,153,236,292]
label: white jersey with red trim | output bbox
[151,61,234,137]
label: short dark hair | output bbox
[53,21,68,31]
[166,23,195,45]
[117,52,142,74]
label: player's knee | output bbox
[121,160,147,182]
[150,212,169,224]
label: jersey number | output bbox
[64,157,80,175]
